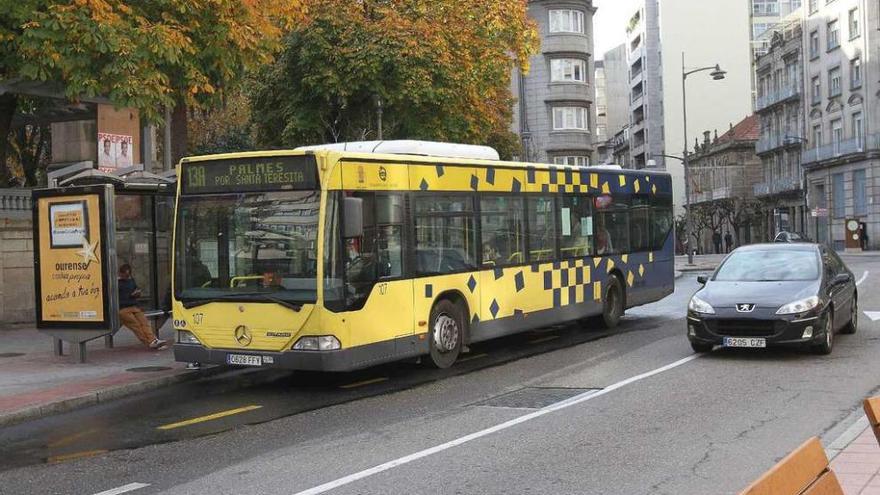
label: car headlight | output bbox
[776,296,820,315]
[177,330,201,345]
[688,295,715,314]
[292,335,341,351]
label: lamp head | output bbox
[710,64,727,80]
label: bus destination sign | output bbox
[181,155,318,194]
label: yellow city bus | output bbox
[172,142,674,370]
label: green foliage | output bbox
[252,0,539,150]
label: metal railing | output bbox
[756,134,784,153]
[755,84,801,111]
[754,182,771,196]
[802,135,878,164]
[0,188,33,220]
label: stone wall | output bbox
[0,217,35,326]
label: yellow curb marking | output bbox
[339,377,388,389]
[157,405,262,430]
[47,449,108,464]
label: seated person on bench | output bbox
[118,263,167,350]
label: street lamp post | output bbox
[682,53,726,265]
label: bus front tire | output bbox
[601,275,624,329]
[426,299,464,369]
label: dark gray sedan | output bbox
[687,243,857,355]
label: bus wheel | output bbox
[601,275,624,329]
[426,299,464,369]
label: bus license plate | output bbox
[723,337,766,348]
[227,354,262,366]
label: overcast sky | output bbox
[594,0,639,59]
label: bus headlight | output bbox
[177,330,201,345]
[293,336,341,351]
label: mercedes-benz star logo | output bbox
[736,303,756,313]
[234,325,252,346]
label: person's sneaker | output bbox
[149,338,168,350]
[185,362,201,370]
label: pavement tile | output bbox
[837,472,874,489]
[844,484,869,495]
[858,486,880,495]
[832,461,880,475]
[837,453,880,465]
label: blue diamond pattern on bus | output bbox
[489,299,500,318]
[470,175,479,191]
[527,167,536,183]
[467,275,477,293]
[419,178,429,191]
[512,178,522,193]
[494,267,504,280]
[436,164,445,177]
[515,271,524,292]
[486,167,495,185]
[425,284,433,298]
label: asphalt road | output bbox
[1,254,878,495]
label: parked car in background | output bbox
[687,243,857,355]
[774,231,808,243]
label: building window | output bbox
[553,156,590,167]
[832,172,845,218]
[854,169,867,216]
[831,118,843,145]
[812,123,822,147]
[550,59,587,83]
[811,76,821,104]
[809,30,820,59]
[827,19,840,50]
[553,107,589,131]
[829,66,841,97]
[850,58,862,89]
[852,111,863,142]
[849,8,860,39]
[753,0,780,15]
[549,9,585,34]
[809,0,817,14]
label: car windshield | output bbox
[713,249,819,282]
[175,191,320,303]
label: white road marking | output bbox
[91,483,150,495]
[291,355,701,495]
[864,312,880,322]
[857,271,869,286]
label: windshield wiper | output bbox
[181,294,303,311]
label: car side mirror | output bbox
[697,275,708,285]
[832,273,851,285]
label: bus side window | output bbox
[650,205,673,250]
[527,197,556,262]
[480,196,525,266]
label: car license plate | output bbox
[226,354,262,366]
[722,337,766,348]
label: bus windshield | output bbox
[174,191,320,304]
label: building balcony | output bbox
[802,135,877,165]
[755,176,802,196]
[542,34,592,56]
[713,187,732,200]
[754,182,771,196]
[691,191,713,204]
[0,188,32,220]
[755,133,799,154]
[755,84,801,111]
[545,132,593,153]
[631,140,645,157]
[544,83,593,103]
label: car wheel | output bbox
[690,341,713,353]
[812,310,834,355]
[601,275,624,329]
[425,299,464,369]
[841,297,857,335]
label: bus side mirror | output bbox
[343,197,364,239]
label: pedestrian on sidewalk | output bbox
[724,231,733,253]
[860,222,869,251]
[712,231,722,255]
[118,264,168,350]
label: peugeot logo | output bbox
[736,303,756,313]
[234,325,253,346]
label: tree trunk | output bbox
[0,93,18,186]
[170,100,189,165]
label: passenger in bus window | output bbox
[596,222,614,255]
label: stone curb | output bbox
[0,364,238,429]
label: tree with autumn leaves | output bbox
[2,0,538,184]
[1,0,301,183]
[252,0,539,158]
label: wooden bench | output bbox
[738,437,843,495]
[864,397,880,446]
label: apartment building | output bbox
[596,44,630,164]
[751,0,804,103]
[801,0,876,249]
[511,0,597,166]
[626,0,665,170]
[754,12,807,238]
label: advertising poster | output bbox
[97,132,133,171]
[36,193,106,324]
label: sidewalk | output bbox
[832,425,880,494]
[0,321,226,427]
[675,254,726,273]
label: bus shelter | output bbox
[36,162,176,362]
